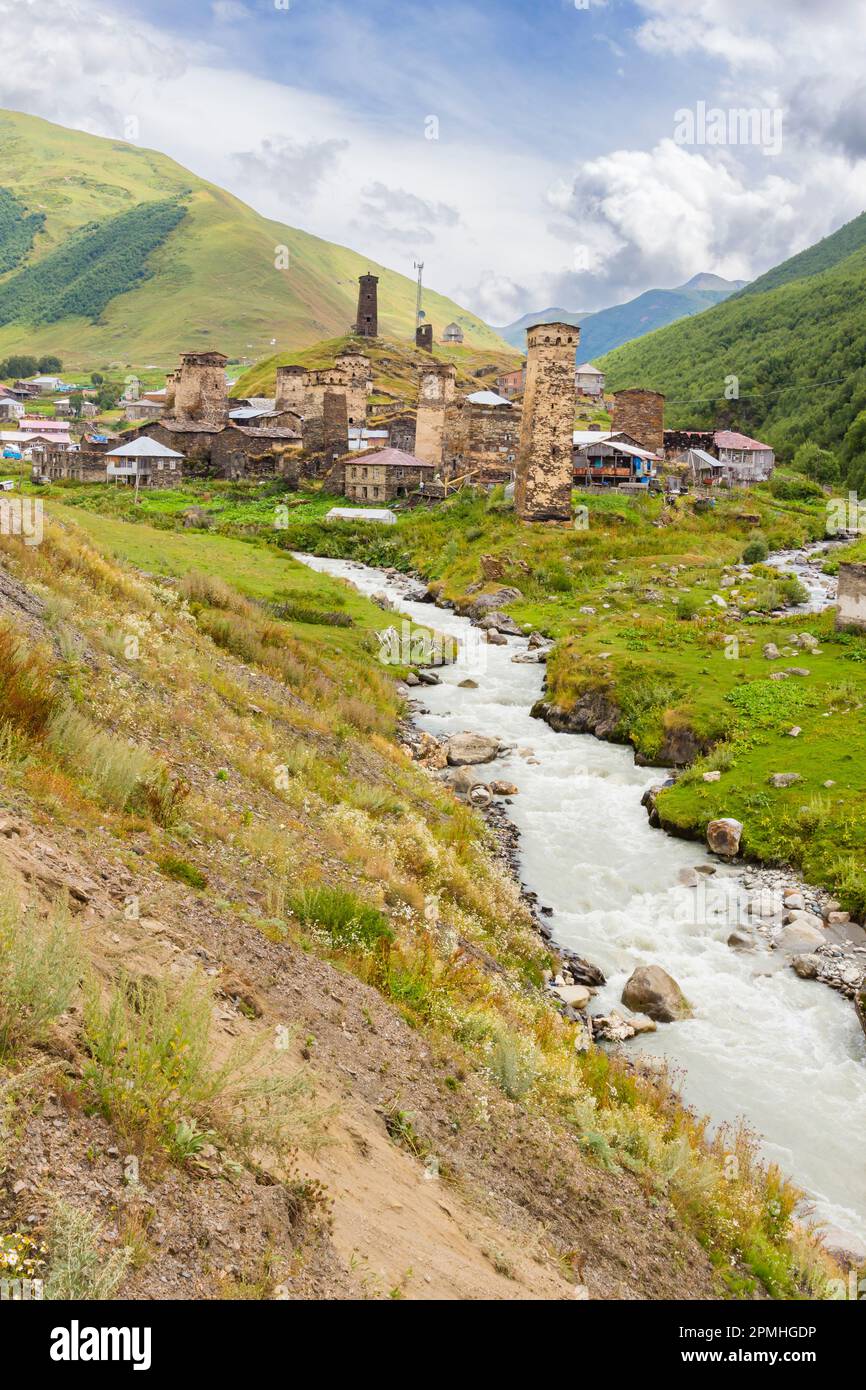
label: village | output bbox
[2,274,777,519]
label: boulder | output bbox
[776,921,825,952]
[442,765,482,796]
[621,964,692,1022]
[728,929,756,950]
[458,678,478,689]
[485,630,508,646]
[763,642,781,660]
[478,611,523,636]
[703,770,721,782]
[792,953,821,980]
[468,784,492,809]
[490,780,518,797]
[706,817,743,857]
[445,732,501,766]
[469,586,523,616]
[415,669,441,686]
[371,590,393,610]
[769,773,801,788]
[784,909,824,931]
[554,984,591,1009]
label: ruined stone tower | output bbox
[414,364,457,469]
[333,350,371,425]
[355,274,379,337]
[415,322,433,351]
[170,351,228,423]
[611,389,665,457]
[515,323,579,522]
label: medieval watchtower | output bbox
[515,323,579,522]
[171,351,228,423]
[414,363,457,469]
[611,389,665,457]
[355,273,379,337]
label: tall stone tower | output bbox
[415,322,433,351]
[170,351,228,423]
[414,364,457,469]
[611,389,665,456]
[355,273,379,337]
[322,389,349,462]
[274,365,308,415]
[515,323,579,522]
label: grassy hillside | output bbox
[0,498,837,1299]
[234,332,521,409]
[601,230,866,480]
[0,109,506,368]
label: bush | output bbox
[82,972,322,1164]
[46,705,180,820]
[0,891,80,1060]
[157,854,207,890]
[0,625,59,737]
[44,1201,133,1300]
[289,885,393,951]
[743,536,769,564]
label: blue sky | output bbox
[3,0,866,323]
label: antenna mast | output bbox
[413,259,425,325]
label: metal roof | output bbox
[466,390,513,407]
[107,436,184,459]
[325,507,397,524]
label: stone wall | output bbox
[515,322,580,521]
[836,562,866,631]
[322,389,348,462]
[611,389,665,457]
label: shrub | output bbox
[0,891,80,1060]
[46,705,179,820]
[273,599,353,627]
[289,885,393,952]
[0,625,59,737]
[743,537,769,564]
[488,1029,537,1101]
[82,972,323,1164]
[156,854,207,890]
[676,592,703,621]
[43,1201,133,1301]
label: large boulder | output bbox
[478,611,523,636]
[706,817,743,857]
[622,965,693,1022]
[445,732,501,766]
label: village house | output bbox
[441,321,464,344]
[663,428,776,485]
[496,365,526,398]
[106,436,185,487]
[575,362,605,397]
[0,398,24,421]
[343,446,434,502]
[125,398,165,421]
[573,429,659,488]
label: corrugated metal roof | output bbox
[107,437,184,459]
[466,390,513,407]
[714,430,773,451]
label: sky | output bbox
[2,0,866,324]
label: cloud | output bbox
[544,138,866,310]
[211,1,251,22]
[351,182,460,248]
[232,135,349,204]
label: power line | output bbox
[661,371,861,407]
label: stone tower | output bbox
[415,322,433,351]
[414,363,457,469]
[334,349,371,425]
[611,388,665,457]
[274,365,308,415]
[515,322,579,522]
[355,273,379,337]
[170,351,228,423]
[322,389,349,462]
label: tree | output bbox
[792,441,839,484]
[37,355,62,374]
[90,372,104,385]
[0,354,38,380]
[68,391,84,418]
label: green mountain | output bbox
[0,109,506,369]
[599,211,866,484]
[493,275,744,357]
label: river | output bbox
[300,552,866,1253]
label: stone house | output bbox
[343,447,434,503]
[106,436,184,487]
[442,322,464,344]
[497,366,526,397]
[127,420,301,483]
